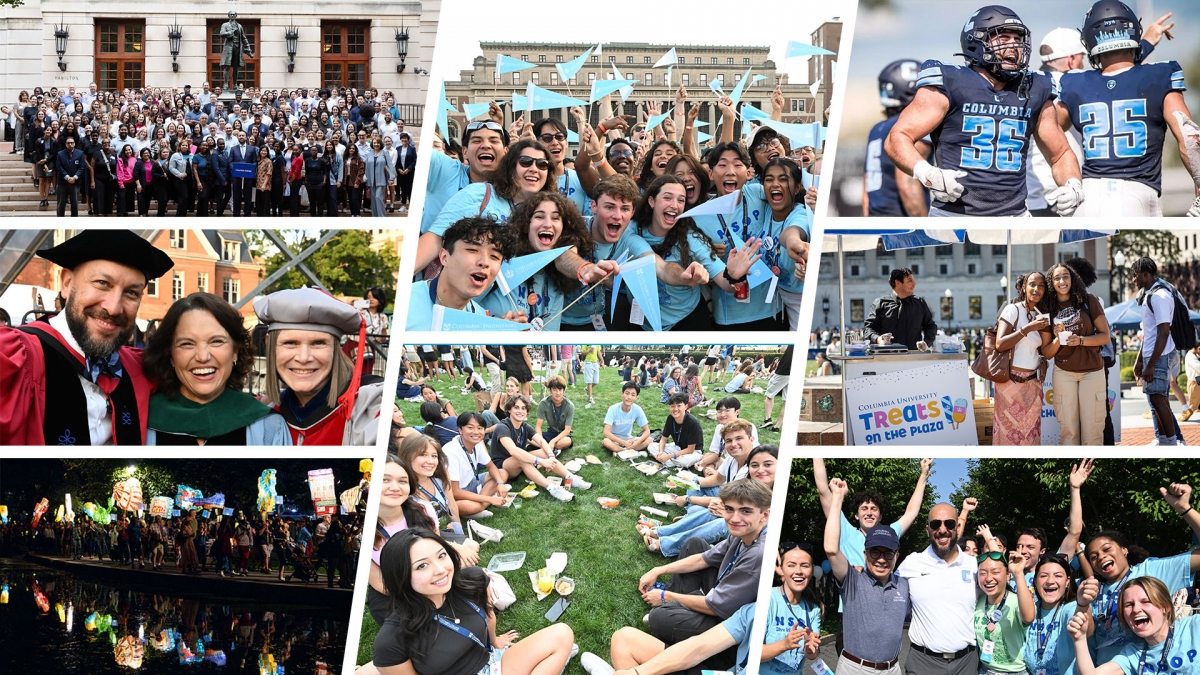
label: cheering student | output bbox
[813,458,931,567]
[478,192,592,331]
[824,478,910,675]
[1067,576,1200,675]
[698,397,760,470]
[363,528,574,675]
[973,543,1037,674]
[142,293,290,445]
[1012,460,1093,588]
[489,395,591,503]
[1084,481,1200,663]
[442,411,509,520]
[417,139,555,273]
[422,117,509,236]
[532,117,592,217]
[1039,262,1111,446]
[406,217,523,331]
[397,434,471,549]
[255,287,385,445]
[638,479,771,649]
[534,376,575,454]
[758,158,811,329]
[1,230,173,444]
[1023,553,1099,675]
[652,393,705,467]
[601,382,653,454]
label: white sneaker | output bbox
[569,644,580,661]
[580,653,615,675]
[548,485,574,502]
[569,475,592,490]
[466,510,494,520]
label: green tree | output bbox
[950,459,1200,558]
[782,458,935,558]
[259,229,399,302]
[1,0,24,7]
[1111,231,1181,267]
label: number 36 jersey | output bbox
[914,60,1057,216]
[1059,61,1185,195]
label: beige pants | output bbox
[1053,368,1106,445]
[1188,377,1200,412]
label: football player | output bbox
[1057,0,1197,217]
[864,59,930,216]
[885,5,1084,217]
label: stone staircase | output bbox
[0,142,54,216]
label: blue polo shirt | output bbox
[837,566,910,663]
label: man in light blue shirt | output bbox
[601,382,651,453]
[421,119,509,235]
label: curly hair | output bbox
[442,215,519,260]
[142,292,254,399]
[508,192,593,294]
[849,490,887,521]
[1040,263,1091,317]
[490,138,554,202]
[632,175,718,264]
[636,139,682,192]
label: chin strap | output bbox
[336,317,368,421]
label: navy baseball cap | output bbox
[864,526,900,551]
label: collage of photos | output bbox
[2,0,1200,674]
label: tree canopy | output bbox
[252,229,399,303]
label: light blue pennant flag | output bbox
[644,107,674,132]
[697,130,713,143]
[709,80,727,97]
[462,102,491,120]
[784,41,836,58]
[678,190,739,219]
[610,254,662,331]
[429,306,529,332]
[496,54,537,75]
[495,246,572,295]
[512,84,589,112]
[653,48,678,68]
[752,75,768,83]
[436,81,450,136]
[728,66,754,106]
[567,128,579,143]
[741,105,771,123]
[610,62,635,102]
[758,118,823,147]
[556,47,594,82]
[590,78,638,103]
[693,121,709,128]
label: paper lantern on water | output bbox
[112,477,144,512]
[152,630,175,652]
[1,584,9,604]
[257,469,278,516]
[204,649,227,666]
[31,498,49,528]
[177,635,203,664]
[33,582,49,613]
[0,505,8,525]
[114,634,145,669]
[259,653,281,675]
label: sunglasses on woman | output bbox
[779,541,814,553]
[539,133,567,143]
[517,156,550,170]
[978,551,1009,564]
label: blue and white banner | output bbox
[513,84,589,112]
[611,255,662,332]
[429,305,528,332]
[784,41,836,58]
[462,102,491,120]
[495,246,571,295]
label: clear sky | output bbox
[430,0,853,85]
[930,457,970,502]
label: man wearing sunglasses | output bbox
[533,118,592,218]
[825,478,910,675]
[898,502,979,675]
[421,115,510,238]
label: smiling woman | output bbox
[141,292,291,446]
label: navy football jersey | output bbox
[1059,61,1185,195]
[866,116,905,216]
[914,60,1057,216]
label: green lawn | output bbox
[357,361,782,671]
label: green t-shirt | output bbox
[537,397,575,432]
[974,590,1030,672]
[583,346,601,363]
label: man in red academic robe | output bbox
[0,230,174,445]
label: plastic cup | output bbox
[1058,331,1072,346]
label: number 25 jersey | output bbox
[1059,61,1185,195]
[914,60,1057,216]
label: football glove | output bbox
[1187,195,1200,218]
[1047,178,1084,217]
[912,160,967,202]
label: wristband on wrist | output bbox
[1182,506,1195,516]
[597,123,606,135]
[660,589,666,604]
[593,159,606,168]
[577,262,594,283]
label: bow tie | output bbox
[86,351,124,389]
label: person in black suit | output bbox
[211,137,232,216]
[55,135,86,217]
[134,147,163,216]
[230,133,257,217]
[396,132,417,209]
[270,139,288,217]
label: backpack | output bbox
[1144,281,1198,352]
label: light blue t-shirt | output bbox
[421,151,472,234]
[725,373,749,393]
[604,402,648,438]
[1092,553,1197,663]
[1023,601,1079,675]
[763,588,821,675]
[840,512,903,569]
[1109,614,1200,675]
[557,169,591,217]
[478,269,564,332]
[701,183,783,325]
[561,220,653,326]
[429,181,514,237]
[723,602,756,674]
[634,223,725,331]
[405,279,489,332]
[773,207,810,295]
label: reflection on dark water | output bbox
[0,559,346,674]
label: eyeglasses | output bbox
[779,541,814,553]
[866,548,897,560]
[539,133,567,143]
[610,149,634,158]
[928,519,957,531]
[466,121,504,133]
[753,138,783,153]
[517,156,550,170]
[978,551,1009,564]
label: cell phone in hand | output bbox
[544,597,570,622]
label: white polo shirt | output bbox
[443,435,489,487]
[897,545,978,654]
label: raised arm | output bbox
[1161,482,1200,571]
[1009,551,1037,624]
[957,497,977,536]
[717,96,735,144]
[895,458,932,535]
[813,459,834,515]
[1067,613,1125,675]
[825,478,851,582]
[1058,459,1093,558]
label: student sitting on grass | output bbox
[696,397,759,472]
[660,366,684,403]
[395,436,480,567]
[419,401,459,446]
[689,418,756,499]
[652,393,704,468]
[602,382,653,454]
[643,445,778,557]
[723,360,757,394]
[535,376,574,453]
[489,394,591,502]
[481,377,519,434]
[442,411,509,520]
[420,383,457,418]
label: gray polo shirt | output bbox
[699,526,766,619]
[837,566,910,663]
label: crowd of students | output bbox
[408,87,817,332]
[762,458,1200,675]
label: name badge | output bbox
[590,313,607,331]
[811,659,831,675]
[981,639,995,663]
